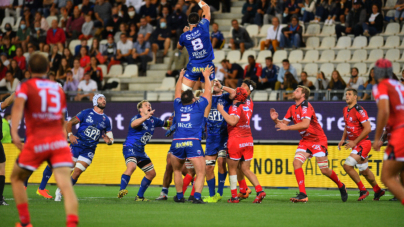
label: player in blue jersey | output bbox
[171,66,213,203]
[118,100,172,201]
[177,0,215,91]
[55,94,114,201]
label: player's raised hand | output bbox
[275,122,288,131]
[270,108,278,121]
[12,135,23,151]
[217,103,224,112]
[344,140,356,150]
[146,109,155,119]
[69,134,79,145]
[179,68,185,78]
[372,139,383,152]
[202,66,214,78]
[338,140,345,151]
[214,80,222,88]
[102,134,112,144]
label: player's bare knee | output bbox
[146,169,156,180]
[206,164,214,173]
[320,168,331,176]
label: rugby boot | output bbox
[0,196,8,205]
[174,195,185,203]
[373,189,386,201]
[227,197,240,203]
[118,189,128,199]
[203,195,219,203]
[187,195,195,202]
[389,197,398,201]
[134,196,150,202]
[155,194,168,200]
[358,190,369,201]
[339,183,348,202]
[290,192,308,203]
[252,191,266,204]
[193,198,207,204]
[36,189,53,199]
[215,192,223,201]
[238,187,252,200]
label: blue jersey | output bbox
[74,108,112,148]
[211,31,224,42]
[179,18,214,64]
[173,96,209,140]
[207,93,232,136]
[123,114,165,147]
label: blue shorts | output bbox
[170,140,204,160]
[185,61,215,83]
[205,134,228,156]
[70,145,96,165]
[123,145,151,165]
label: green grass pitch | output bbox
[1,185,403,227]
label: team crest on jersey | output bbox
[86,116,93,123]
[359,110,366,118]
[90,112,93,115]
[88,152,94,159]
[197,150,201,155]
[103,116,106,121]
[232,105,237,111]
[296,114,300,120]
[151,119,154,123]
[302,106,308,114]
[246,100,250,105]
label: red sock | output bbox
[328,170,344,188]
[16,203,30,225]
[190,184,195,196]
[67,214,79,227]
[294,168,306,194]
[231,189,238,198]
[255,185,262,193]
[356,181,366,191]
[182,174,193,193]
[238,179,247,193]
[372,184,381,193]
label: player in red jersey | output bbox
[372,59,404,206]
[218,87,266,203]
[339,88,384,201]
[271,85,347,203]
[9,53,78,227]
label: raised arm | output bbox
[131,111,155,128]
[217,103,239,126]
[201,66,214,103]
[270,108,290,125]
[1,93,15,109]
[214,80,236,99]
[175,69,185,99]
[195,0,211,21]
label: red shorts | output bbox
[17,136,73,171]
[385,127,404,162]
[351,140,371,159]
[227,137,254,161]
[296,140,328,158]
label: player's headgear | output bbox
[242,79,256,93]
[93,94,106,107]
[188,12,200,25]
[374,58,393,82]
[234,87,248,102]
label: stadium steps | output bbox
[146,70,167,78]
[213,13,243,19]
[231,1,245,7]
[230,7,242,13]
[128,83,161,91]
[111,94,145,101]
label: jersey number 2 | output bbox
[39,89,61,113]
[191,38,203,51]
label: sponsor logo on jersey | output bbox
[185,30,201,40]
[142,123,148,130]
[296,114,301,120]
[302,106,308,114]
[34,140,68,153]
[191,49,208,59]
[359,110,366,118]
[178,122,192,128]
[175,141,194,148]
[180,106,193,112]
[243,106,250,111]
[192,67,206,73]
[208,109,223,121]
[90,112,93,115]
[36,80,59,89]
[239,142,253,148]
[99,121,105,128]
[86,116,93,123]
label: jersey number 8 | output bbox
[191,38,204,51]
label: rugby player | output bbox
[10,53,78,227]
[218,87,266,203]
[55,94,114,201]
[118,100,172,201]
[271,86,348,203]
[372,59,404,206]
[177,0,215,91]
[171,66,213,203]
[0,93,15,206]
[339,88,385,201]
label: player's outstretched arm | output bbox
[270,108,289,125]
[202,66,213,103]
[131,110,155,128]
[215,80,236,99]
[217,103,239,126]
[10,97,25,151]
[194,0,211,21]
[346,121,371,149]
[175,69,185,99]
[1,93,15,109]
[66,117,80,144]
[276,118,309,131]
[373,99,389,151]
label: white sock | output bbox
[229,175,237,190]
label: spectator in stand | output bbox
[51,0,68,14]
[66,8,85,39]
[211,23,225,50]
[21,70,31,83]
[327,70,346,100]
[0,53,10,67]
[0,61,7,81]
[312,0,329,22]
[80,14,94,40]
[282,0,300,23]
[361,4,383,36]
[280,16,303,49]
[81,0,95,15]
[298,71,315,90]
[221,59,244,88]
[115,23,128,43]
[347,67,364,90]
[116,33,133,63]
[102,34,119,70]
[158,6,171,22]
[314,71,329,100]
[15,20,31,53]
[79,46,91,68]
[59,7,70,29]
[13,48,26,71]
[85,56,103,89]
[127,6,142,26]
[0,71,19,99]
[300,0,316,22]
[151,18,171,57]
[5,0,22,20]
[48,71,63,87]
[258,57,279,90]
[260,17,283,51]
[254,0,269,27]
[139,17,154,42]
[166,48,188,78]
[264,0,282,25]
[25,45,35,64]
[140,0,158,24]
[335,0,366,39]
[63,70,79,96]
[230,19,254,55]
[46,20,66,52]
[63,48,74,68]
[3,23,16,44]
[168,4,188,47]
[56,58,69,81]
[0,36,16,59]
[242,55,262,85]
[9,60,23,81]
[109,7,124,32]
[43,44,50,53]
[89,39,101,57]
[280,72,298,100]
[127,23,138,42]
[358,67,375,100]
[32,12,49,31]
[395,0,404,22]
[323,0,340,25]
[75,72,97,101]
[75,38,89,57]
[30,21,46,51]
[23,7,34,28]
[72,58,85,82]
[241,0,257,25]
[94,0,112,27]
[276,59,298,90]
[132,33,153,76]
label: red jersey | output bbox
[343,104,369,141]
[372,79,404,133]
[283,100,327,144]
[15,78,67,138]
[246,96,254,112]
[227,102,252,138]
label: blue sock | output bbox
[207,178,216,197]
[120,174,131,190]
[39,166,52,190]
[194,192,201,200]
[71,177,77,186]
[217,172,227,196]
[137,177,151,198]
[162,187,169,195]
[176,192,183,200]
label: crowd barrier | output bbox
[4,144,386,189]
